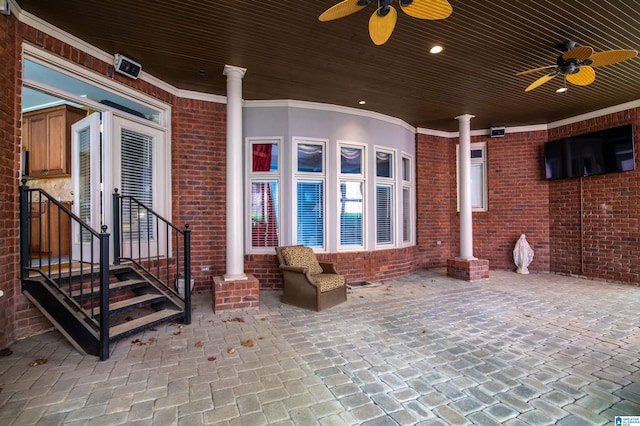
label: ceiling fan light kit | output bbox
[319,0,452,45]
[517,41,638,92]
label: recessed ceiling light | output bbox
[359,100,366,105]
[556,87,568,93]
[198,69,207,76]
[430,45,443,54]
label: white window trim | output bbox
[337,140,367,251]
[374,146,397,248]
[293,137,327,251]
[401,153,415,246]
[245,137,282,254]
[456,141,488,212]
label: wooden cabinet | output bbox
[23,104,86,178]
[30,201,72,257]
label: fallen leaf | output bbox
[258,337,264,340]
[195,341,203,348]
[223,317,244,323]
[241,340,254,347]
[208,320,214,324]
[422,330,427,334]
[29,358,48,367]
[227,347,235,354]
[173,331,182,336]
[132,338,157,346]
[260,317,267,321]
[149,328,157,331]
[131,339,141,344]
[359,295,364,298]
[207,356,217,362]
[125,316,134,322]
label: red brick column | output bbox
[212,274,259,311]
[447,258,490,281]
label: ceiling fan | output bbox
[319,0,453,46]
[517,41,638,92]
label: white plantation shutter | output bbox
[471,163,484,209]
[121,128,154,240]
[402,187,410,242]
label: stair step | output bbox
[110,309,182,339]
[70,279,146,299]
[93,293,165,316]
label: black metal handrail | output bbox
[19,182,111,360]
[112,189,191,324]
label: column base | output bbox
[447,258,490,282]
[213,274,259,312]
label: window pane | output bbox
[121,128,154,241]
[298,144,323,173]
[376,151,392,178]
[340,181,363,246]
[341,146,362,174]
[297,181,324,247]
[402,157,411,181]
[251,181,279,247]
[471,163,484,209]
[376,184,393,244]
[471,149,483,159]
[252,143,278,172]
[402,187,410,242]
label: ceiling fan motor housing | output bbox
[557,55,580,74]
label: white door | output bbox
[109,116,168,260]
[71,112,101,261]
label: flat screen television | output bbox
[544,124,635,180]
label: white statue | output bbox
[513,234,534,274]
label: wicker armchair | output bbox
[275,245,347,311]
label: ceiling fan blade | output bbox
[562,46,594,61]
[525,73,556,92]
[319,0,367,22]
[566,66,595,86]
[400,0,452,20]
[516,65,556,76]
[369,6,397,45]
[588,49,638,67]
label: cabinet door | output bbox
[46,108,67,176]
[25,113,48,177]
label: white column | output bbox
[455,114,476,260]
[223,65,248,281]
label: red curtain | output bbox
[252,144,278,247]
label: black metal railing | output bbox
[112,189,191,324]
[19,182,111,360]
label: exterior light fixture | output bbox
[430,45,443,54]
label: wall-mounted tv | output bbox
[544,124,635,180]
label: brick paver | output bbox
[1,270,640,424]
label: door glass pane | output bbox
[376,184,393,244]
[121,128,154,240]
[340,146,362,175]
[251,180,279,247]
[340,181,363,246]
[376,151,392,178]
[298,144,323,173]
[297,181,324,247]
[78,126,92,242]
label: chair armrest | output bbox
[280,265,308,274]
[319,262,339,274]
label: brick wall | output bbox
[470,131,550,271]
[0,12,19,350]
[171,97,227,291]
[415,133,455,267]
[245,247,420,290]
[548,109,640,283]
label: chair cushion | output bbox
[281,246,323,275]
[312,274,346,293]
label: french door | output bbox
[71,112,101,261]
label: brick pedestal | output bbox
[447,258,490,281]
[212,274,260,312]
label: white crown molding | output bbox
[547,99,640,130]
[177,89,227,104]
[244,99,416,133]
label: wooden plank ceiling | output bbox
[16,0,640,131]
